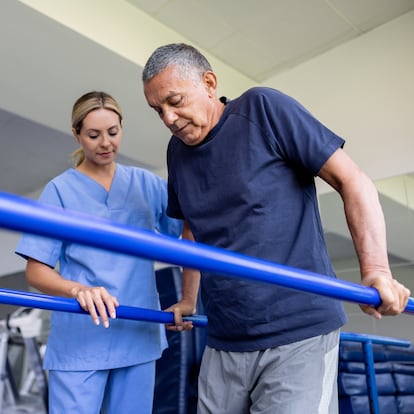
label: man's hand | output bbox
[360,272,410,319]
[164,299,196,332]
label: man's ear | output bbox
[203,71,218,97]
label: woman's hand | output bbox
[71,285,119,328]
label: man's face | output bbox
[144,65,216,146]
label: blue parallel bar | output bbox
[0,288,208,327]
[0,191,414,314]
[340,332,411,414]
[364,340,380,414]
[340,332,411,348]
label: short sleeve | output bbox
[15,182,64,267]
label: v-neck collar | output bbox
[72,165,126,208]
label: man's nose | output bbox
[162,108,178,127]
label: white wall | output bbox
[266,10,414,192]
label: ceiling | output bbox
[0,0,413,270]
[1,0,414,195]
[126,0,414,82]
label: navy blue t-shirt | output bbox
[167,87,347,351]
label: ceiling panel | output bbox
[329,0,414,30]
[127,0,414,81]
[146,0,235,50]
[212,0,356,80]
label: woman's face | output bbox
[74,108,122,167]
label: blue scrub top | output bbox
[16,164,183,370]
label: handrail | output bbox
[340,331,411,347]
[0,288,208,327]
[0,191,413,314]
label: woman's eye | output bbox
[89,135,99,139]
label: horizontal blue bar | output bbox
[0,288,208,327]
[340,332,411,347]
[0,191,413,314]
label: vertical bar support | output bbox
[363,340,379,414]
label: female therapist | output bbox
[15,91,183,414]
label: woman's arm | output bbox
[26,258,119,327]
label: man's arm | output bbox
[165,219,201,331]
[318,148,410,318]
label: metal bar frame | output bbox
[340,332,411,414]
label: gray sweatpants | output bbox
[197,329,340,414]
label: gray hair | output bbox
[142,43,212,83]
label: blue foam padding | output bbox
[397,395,414,413]
[339,395,398,414]
[338,372,396,396]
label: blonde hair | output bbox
[71,91,123,167]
